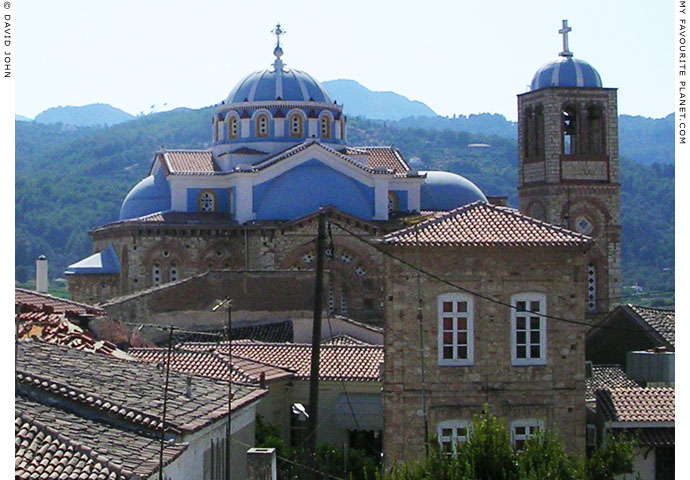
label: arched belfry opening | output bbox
[562,106,578,155]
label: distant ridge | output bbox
[322,79,436,120]
[34,103,134,127]
[15,114,32,122]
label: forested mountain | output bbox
[322,79,437,120]
[33,103,135,127]
[15,108,674,298]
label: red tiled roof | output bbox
[355,146,410,173]
[16,412,130,480]
[628,305,675,347]
[16,398,187,480]
[586,364,640,402]
[112,211,235,225]
[322,333,374,346]
[17,340,265,433]
[163,150,219,175]
[183,341,383,382]
[382,202,593,247]
[16,288,104,316]
[596,387,675,423]
[128,347,294,384]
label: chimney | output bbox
[36,255,48,293]
[247,448,277,480]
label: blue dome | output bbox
[420,171,487,211]
[119,169,171,221]
[226,62,333,104]
[530,56,602,90]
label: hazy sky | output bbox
[16,0,673,121]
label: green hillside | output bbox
[15,109,674,299]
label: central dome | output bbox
[226,63,333,104]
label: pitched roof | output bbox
[112,210,236,226]
[182,341,383,382]
[628,305,675,347]
[342,146,411,174]
[128,347,293,384]
[322,333,374,346]
[16,340,265,433]
[163,150,219,175]
[16,288,104,316]
[586,365,640,402]
[16,398,186,480]
[381,201,593,247]
[595,387,675,423]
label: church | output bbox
[65,20,622,463]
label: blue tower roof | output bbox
[65,243,120,275]
[420,171,487,211]
[119,168,171,221]
[530,56,602,90]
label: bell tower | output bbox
[517,20,621,318]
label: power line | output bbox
[328,220,661,335]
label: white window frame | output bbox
[437,293,474,366]
[437,420,469,454]
[511,293,547,366]
[511,419,542,448]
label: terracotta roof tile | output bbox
[16,398,186,479]
[16,340,265,433]
[586,365,640,402]
[596,387,675,423]
[382,202,593,247]
[128,347,293,385]
[628,305,675,347]
[354,146,411,173]
[16,288,104,316]
[322,333,374,346]
[163,150,219,175]
[183,341,383,382]
[112,211,235,225]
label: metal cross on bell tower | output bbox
[559,19,573,57]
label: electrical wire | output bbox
[328,220,662,334]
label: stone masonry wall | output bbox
[382,245,588,467]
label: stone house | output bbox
[380,201,592,466]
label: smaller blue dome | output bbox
[119,169,171,221]
[420,171,487,211]
[530,56,602,90]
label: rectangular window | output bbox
[437,420,469,454]
[438,293,474,366]
[511,420,541,449]
[511,293,546,365]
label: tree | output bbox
[384,410,636,480]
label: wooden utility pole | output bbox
[307,210,327,458]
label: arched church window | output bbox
[227,116,239,139]
[562,106,578,155]
[198,190,216,212]
[388,192,399,213]
[320,115,331,138]
[289,113,303,137]
[587,105,605,154]
[256,113,270,138]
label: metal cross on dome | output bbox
[272,23,286,48]
[559,19,573,57]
